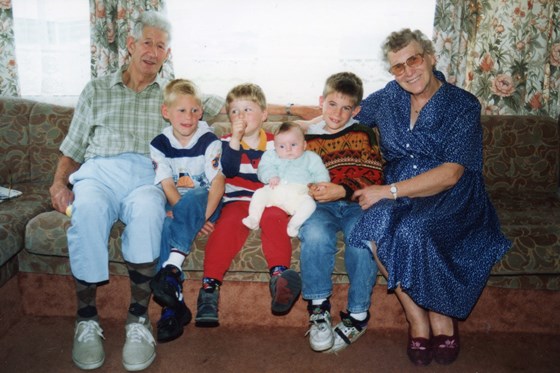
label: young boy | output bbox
[242,122,330,237]
[195,83,301,327]
[298,72,384,353]
[149,79,225,342]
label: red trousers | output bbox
[203,202,292,282]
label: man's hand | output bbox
[49,182,74,214]
[50,155,80,214]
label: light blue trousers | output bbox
[67,153,166,283]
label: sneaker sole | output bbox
[157,306,192,343]
[271,269,301,315]
[310,337,335,352]
[195,317,220,328]
[122,352,156,372]
[325,326,367,353]
[73,356,105,371]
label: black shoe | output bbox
[195,287,220,327]
[150,265,183,308]
[156,301,192,343]
[270,269,301,315]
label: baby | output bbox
[242,122,330,236]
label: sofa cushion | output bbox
[24,211,352,283]
[488,190,560,276]
[0,185,51,267]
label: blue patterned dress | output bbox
[350,72,511,319]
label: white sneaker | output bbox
[122,318,156,371]
[306,308,334,351]
[72,320,105,370]
[328,311,369,353]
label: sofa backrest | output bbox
[2,97,558,195]
[0,97,73,186]
[481,115,560,194]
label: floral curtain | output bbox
[90,0,173,79]
[0,0,19,97]
[433,0,560,118]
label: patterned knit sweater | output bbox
[305,123,384,199]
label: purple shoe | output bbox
[432,319,460,365]
[407,330,433,366]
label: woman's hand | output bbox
[353,185,388,210]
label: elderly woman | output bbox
[349,29,510,366]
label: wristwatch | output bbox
[285,103,294,116]
[389,183,398,200]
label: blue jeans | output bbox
[159,188,221,269]
[299,200,377,313]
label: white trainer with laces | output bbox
[72,320,105,370]
[122,318,156,371]
[306,309,334,351]
[328,311,370,353]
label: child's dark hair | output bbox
[275,121,305,138]
[323,72,364,106]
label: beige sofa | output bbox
[1,96,559,290]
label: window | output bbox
[12,0,436,106]
[166,0,436,104]
[12,0,90,106]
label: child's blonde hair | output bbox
[322,72,364,107]
[226,83,267,111]
[163,79,201,106]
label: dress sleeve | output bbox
[442,101,483,172]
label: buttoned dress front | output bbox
[350,74,511,319]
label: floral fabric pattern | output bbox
[89,0,173,79]
[434,0,560,118]
[0,0,19,97]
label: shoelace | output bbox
[76,320,105,343]
[126,323,155,346]
[308,312,330,332]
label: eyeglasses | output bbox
[389,53,425,76]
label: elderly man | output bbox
[49,11,224,371]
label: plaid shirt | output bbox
[60,68,224,163]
